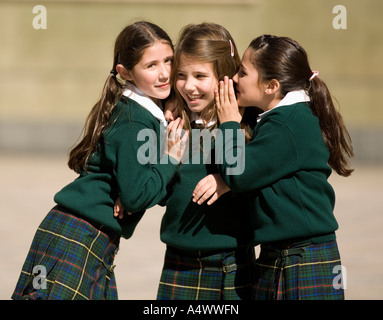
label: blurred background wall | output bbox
[1,0,383,301]
[1,0,382,162]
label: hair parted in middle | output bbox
[68,21,173,173]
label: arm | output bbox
[110,118,187,213]
[215,78,299,192]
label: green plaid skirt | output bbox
[157,245,256,300]
[12,205,120,300]
[253,240,345,300]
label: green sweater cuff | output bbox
[219,121,241,131]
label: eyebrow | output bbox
[144,55,173,66]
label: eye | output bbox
[238,70,246,77]
[165,58,173,64]
[196,74,207,79]
[177,72,186,80]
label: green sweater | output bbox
[54,97,178,239]
[218,102,338,245]
[160,134,253,251]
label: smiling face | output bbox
[124,40,173,103]
[175,54,218,114]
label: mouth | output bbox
[186,93,204,102]
[233,84,240,96]
[156,83,170,89]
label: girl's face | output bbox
[233,48,268,110]
[128,41,173,103]
[175,54,217,114]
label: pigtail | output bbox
[68,73,123,173]
[68,21,173,174]
[308,76,354,176]
[249,35,354,176]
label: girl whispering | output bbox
[12,21,185,300]
[211,35,354,300]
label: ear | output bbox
[264,79,280,95]
[116,64,133,81]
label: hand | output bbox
[166,117,189,163]
[192,174,230,205]
[164,97,179,121]
[113,197,132,219]
[215,76,242,124]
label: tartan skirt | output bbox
[253,240,345,300]
[157,245,256,300]
[12,205,120,300]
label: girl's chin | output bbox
[187,104,206,113]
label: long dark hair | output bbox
[248,35,354,176]
[68,21,173,173]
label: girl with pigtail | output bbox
[12,21,186,300]
[200,34,354,300]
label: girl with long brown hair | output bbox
[203,34,354,300]
[155,23,256,300]
[12,21,185,300]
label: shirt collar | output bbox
[122,84,168,127]
[257,90,310,122]
[190,112,217,128]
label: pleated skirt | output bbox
[253,240,345,300]
[157,245,256,300]
[12,205,120,300]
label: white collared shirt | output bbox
[257,90,310,122]
[122,85,168,127]
[190,112,217,128]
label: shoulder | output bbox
[257,103,319,133]
[263,102,312,123]
[103,97,162,144]
[108,97,162,135]
[115,97,159,124]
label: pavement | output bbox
[1,153,382,300]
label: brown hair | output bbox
[172,23,253,140]
[68,21,173,173]
[248,35,354,176]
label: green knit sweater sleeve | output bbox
[218,120,299,192]
[105,113,178,213]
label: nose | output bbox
[183,77,196,92]
[159,63,170,81]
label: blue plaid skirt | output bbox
[12,206,120,300]
[253,240,345,300]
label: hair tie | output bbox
[110,69,118,77]
[229,40,234,57]
[309,70,319,81]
